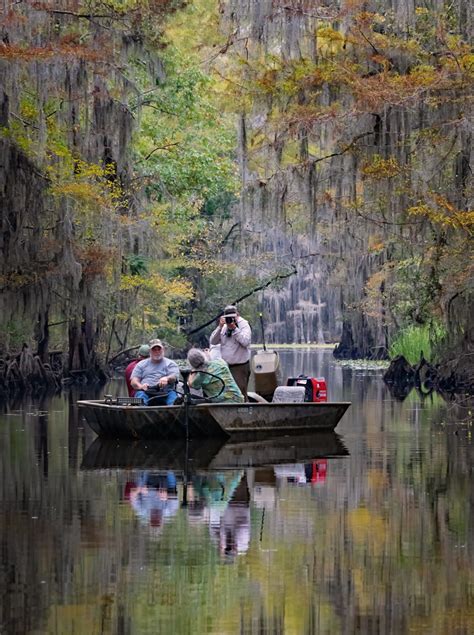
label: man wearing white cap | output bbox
[130,339,179,405]
[209,305,252,399]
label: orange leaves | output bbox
[361,264,395,322]
[348,67,447,112]
[282,103,341,136]
[0,42,106,63]
[75,244,115,280]
[367,235,385,253]
[353,11,378,27]
[0,43,54,61]
[0,9,27,28]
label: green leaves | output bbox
[126,255,149,276]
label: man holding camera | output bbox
[209,305,252,400]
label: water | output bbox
[0,350,472,634]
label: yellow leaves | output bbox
[408,195,474,233]
[49,159,122,215]
[120,269,194,333]
[409,64,438,86]
[458,52,474,77]
[146,274,193,301]
[120,271,193,302]
[362,155,403,180]
[51,182,106,206]
[19,100,38,121]
[0,122,35,156]
[120,274,143,291]
[407,202,431,217]
[316,26,345,56]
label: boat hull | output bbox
[78,400,351,439]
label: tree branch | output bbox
[221,222,240,245]
[184,266,298,336]
[142,142,180,161]
[37,9,118,20]
[107,345,139,366]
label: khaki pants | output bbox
[229,362,250,401]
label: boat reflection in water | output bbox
[81,431,348,471]
[82,432,349,559]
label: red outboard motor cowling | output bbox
[286,375,328,402]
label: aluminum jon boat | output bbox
[77,398,351,439]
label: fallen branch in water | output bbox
[107,346,140,367]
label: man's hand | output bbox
[219,316,226,326]
[157,376,169,388]
[131,380,148,391]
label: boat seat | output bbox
[272,386,306,403]
[247,391,269,403]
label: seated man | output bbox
[131,339,179,405]
[187,348,244,403]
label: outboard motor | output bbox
[286,375,328,402]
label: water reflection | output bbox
[187,472,251,561]
[95,447,342,565]
[125,472,180,536]
[0,351,473,634]
[81,432,348,470]
[85,433,348,566]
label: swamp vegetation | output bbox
[0,0,472,395]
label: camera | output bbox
[225,316,235,325]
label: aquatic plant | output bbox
[389,323,446,365]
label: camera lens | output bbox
[225,316,234,324]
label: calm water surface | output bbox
[0,350,472,634]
